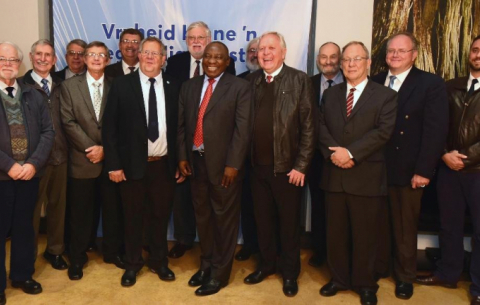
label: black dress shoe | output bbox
[43,251,68,270]
[359,290,377,305]
[121,270,137,287]
[104,255,125,269]
[320,281,347,297]
[235,247,258,261]
[68,264,83,280]
[151,266,175,281]
[189,269,211,287]
[0,292,5,305]
[395,281,413,300]
[244,270,275,284]
[416,274,457,288]
[195,279,224,296]
[308,253,324,268]
[11,279,42,294]
[472,296,480,305]
[283,279,298,297]
[168,243,192,259]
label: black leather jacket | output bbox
[446,77,480,172]
[247,65,315,174]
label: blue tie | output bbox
[388,75,397,89]
[41,78,50,96]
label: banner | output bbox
[53,0,313,73]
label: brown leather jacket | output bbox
[247,65,315,174]
[446,76,480,172]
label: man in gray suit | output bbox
[60,41,124,281]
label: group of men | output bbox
[1,19,480,305]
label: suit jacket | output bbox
[319,80,398,196]
[237,70,251,79]
[177,73,252,185]
[54,67,68,80]
[102,71,180,179]
[371,66,449,185]
[105,62,125,78]
[60,73,112,179]
[166,51,236,83]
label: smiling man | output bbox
[177,41,251,296]
[105,28,144,78]
[55,39,87,80]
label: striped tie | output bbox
[41,79,50,96]
[346,88,356,117]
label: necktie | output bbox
[267,75,273,83]
[346,88,356,117]
[468,79,478,96]
[193,60,201,77]
[128,67,136,74]
[41,78,50,96]
[148,78,159,142]
[193,78,216,147]
[388,75,397,89]
[327,79,334,88]
[5,87,14,98]
[92,82,102,120]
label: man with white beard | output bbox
[238,38,260,79]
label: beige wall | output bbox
[0,0,50,75]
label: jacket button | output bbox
[396,147,400,150]
[400,131,404,135]
[405,115,409,119]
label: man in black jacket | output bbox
[105,28,144,78]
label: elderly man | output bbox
[372,32,448,300]
[55,39,87,80]
[19,39,69,270]
[105,28,144,78]
[0,41,54,305]
[308,41,344,268]
[237,37,260,79]
[417,35,480,305]
[318,41,397,305]
[243,32,315,297]
[60,41,124,281]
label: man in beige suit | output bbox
[60,41,124,281]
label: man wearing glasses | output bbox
[55,39,87,80]
[318,41,397,305]
[0,41,54,305]
[105,28,144,78]
[372,32,449,300]
[165,21,235,259]
[60,41,125,281]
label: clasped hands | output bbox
[8,163,36,180]
[329,147,354,169]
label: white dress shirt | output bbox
[190,56,203,78]
[263,64,283,82]
[384,67,413,92]
[468,74,480,92]
[121,60,139,75]
[31,70,52,92]
[0,80,19,97]
[346,77,369,108]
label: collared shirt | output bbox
[66,67,85,79]
[384,67,413,92]
[31,70,52,92]
[320,70,344,102]
[121,60,139,75]
[86,71,105,105]
[139,69,167,157]
[346,77,368,108]
[0,79,19,96]
[263,64,283,82]
[190,56,203,78]
[468,73,480,92]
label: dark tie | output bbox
[41,78,50,96]
[267,75,273,83]
[148,78,159,142]
[128,67,136,74]
[5,87,14,98]
[346,88,356,117]
[193,60,201,77]
[327,79,334,88]
[388,75,397,89]
[193,79,216,147]
[468,79,478,96]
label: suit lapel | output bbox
[98,76,111,122]
[77,74,98,124]
[205,74,230,115]
[193,77,204,119]
[131,72,147,125]
[163,75,173,127]
[397,67,419,109]
[336,82,348,122]
[349,80,374,119]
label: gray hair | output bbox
[187,21,211,37]
[247,37,260,50]
[259,31,287,49]
[66,39,87,50]
[0,41,23,62]
[386,32,418,50]
[139,37,166,54]
[31,39,55,57]
[342,41,370,59]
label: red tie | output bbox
[267,75,273,83]
[193,78,216,147]
[346,88,356,117]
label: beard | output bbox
[246,60,259,72]
[0,68,18,82]
[470,60,480,72]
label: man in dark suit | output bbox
[372,32,448,300]
[103,37,183,287]
[165,21,235,259]
[105,28,144,78]
[318,41,397,305]
[177,41,251,296]
[60,41,124,281]
[54,39,87,80]
[308,41,344,268]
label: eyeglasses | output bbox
[121,39,139,45]
[247,48,257,53]
[141,50,163,57]
[386,49,415,55]
[86,52,108,58]
[67,50,85,57]
[0,57,21,65]
[187,36,208,42]
[341,57,368,64]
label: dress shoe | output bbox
[234,247,258,261]
[416,274,457,288]
[151,266,175,281]
[244,270,275,284]
[320,281,347,297]
[121,270,137,287]
[43,251,68,270]
[283,279,298,297]
[395,281,413,300]
[11,279,42,294]
[68,264,83,280]
[308,253,325,268]
[195,278,224,296]
[104,255,125,269]
[0,292,5,305]
[472,296,480,305]
[359,290,377,305]
[168,243,192,258]
[189,269,211,287]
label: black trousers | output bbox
[308,150,326,259]
[190,153,242,285]
[240,162,258,251]
[172,179,196,246]
[0,179,39,292]
[68,172,123,265]
[251,165,302,279]
[120,158,175,272]
[325,192,385,291]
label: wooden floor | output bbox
[3,236,471,304]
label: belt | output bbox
[192,150,204,157]
[147,156,166,162]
